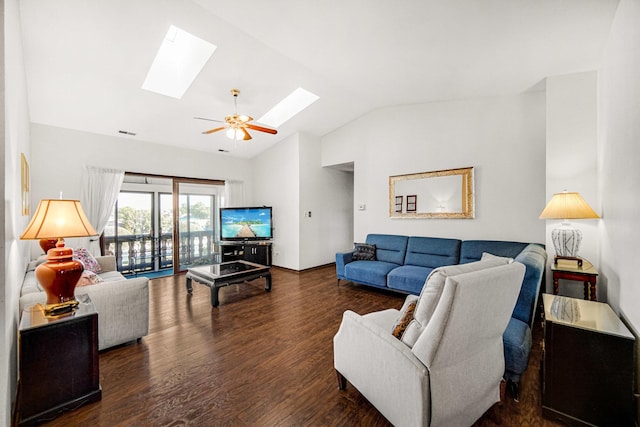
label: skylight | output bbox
[142,25,216,99]
[258,88,319,128]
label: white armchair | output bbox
[333,261,525,427]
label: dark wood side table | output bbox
[541,294,635,426]
[15,294,101,426]
[551,258,599,301]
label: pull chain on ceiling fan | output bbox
[195,89,278,141]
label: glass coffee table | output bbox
[185,260,271,307]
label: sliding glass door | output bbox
[158,193,174,270]
[104,175,223,276]
[104,191,155,274]
[175,181,219,271]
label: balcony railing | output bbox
[104,230,216,275]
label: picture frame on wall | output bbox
[406,195,417,212]
[21,153,30,216]
[395,196,403,213]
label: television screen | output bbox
[220,207,273,241]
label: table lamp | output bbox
[20,199,98,315]
[539,191,599,264]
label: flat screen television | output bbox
[220,206,273,241]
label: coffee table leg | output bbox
[265,273,272,292]
[186,276,193,294]
[210,286,220,307]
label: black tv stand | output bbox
[219,241,272,266]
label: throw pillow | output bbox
[392,297,418,339]
[481,252,514,264]
[352,243,376,261]
[76,271,104,287]
[73,247,103,274]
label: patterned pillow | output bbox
[76,271,104,287]
[73,247,103,274]
[392,298,418,339]
[352,243,377,261]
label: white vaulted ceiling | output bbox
[19,0,619,158]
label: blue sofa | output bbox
[335,234,547,400]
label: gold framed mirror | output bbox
[389,167,474,219]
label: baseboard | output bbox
[273,262,336,273]
[620,310,640,427]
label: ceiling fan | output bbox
[195,89,278,141]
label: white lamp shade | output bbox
[20,199,98,240]
[539,192,599,220]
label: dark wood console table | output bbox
[541,294,635,426]
[15,294,101,426]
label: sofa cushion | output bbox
[345,261,399,288]
[21,271,42,296]
[365,234,408,265]
[388,237,463,294]
[401,257,513,348]
[99,270,128,282]
[404,236,461,268]
[352,243,377,261]
[27,256,47,272]
[387,265,434,294]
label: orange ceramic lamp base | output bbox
[35,239,84,315]
[39,238,59,254]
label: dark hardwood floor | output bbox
[41,265,562,426]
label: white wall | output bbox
[251,133,300,269]
[545,71,600,297]
[598,0,640,331]
[251,132,354,270]
[2,0,33,423]
[30,124,253,205]
[322,93,547,245]
[298,133,353,269]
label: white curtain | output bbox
[224,180,245,207]
[81,166,125,256]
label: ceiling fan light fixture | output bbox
[226,127,250,141]
[226,127,240,140]
[197,88,275,139]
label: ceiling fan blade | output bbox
[241,127,252,140]
[194,116,225,123]
[246,123,278,135]
[202,126,226,135]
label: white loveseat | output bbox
[334,259,525,426]
[19,255,149,351]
